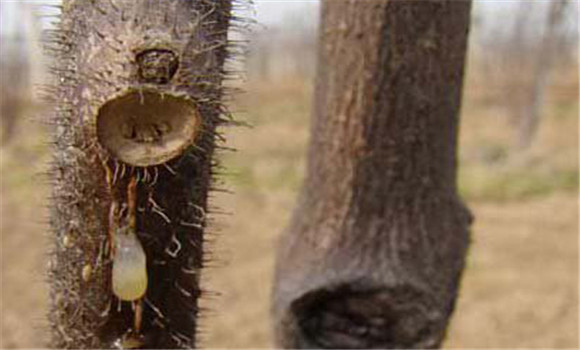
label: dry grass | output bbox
[1,77,578,348]
[447,194,578,348]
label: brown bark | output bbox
[46,0,233,348]
[273,1,473,348]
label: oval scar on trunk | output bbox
[96,90,201,167]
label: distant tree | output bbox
[247,4,318,81]
[273,0,472,348]
[1,58,28,145]
[0,2,33,146]
[516,0,570,150]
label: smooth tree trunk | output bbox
[273,1,473,348]
[46,0,235,348]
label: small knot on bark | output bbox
[136,49,179,84]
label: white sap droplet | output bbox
[112,228,147,301]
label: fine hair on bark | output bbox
[43,0,248,348]
[273,0,473,348]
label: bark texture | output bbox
[273,1,473,348]
[46,0,234,348]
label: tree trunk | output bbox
[46,0,233,348]
[272,1,472,348]
[516,0,568,150]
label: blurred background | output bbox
[1,0,578,348]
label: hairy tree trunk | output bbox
[273,1,473,348]
[46,0,234,348]
[516,0,568,150]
